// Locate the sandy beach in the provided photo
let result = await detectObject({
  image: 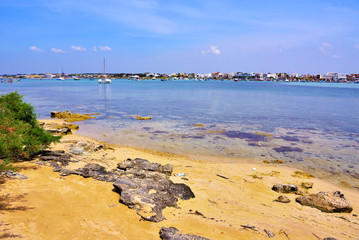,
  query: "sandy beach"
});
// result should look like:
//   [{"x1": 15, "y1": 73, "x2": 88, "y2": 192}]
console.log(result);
[{"x1": 1, "y1": 119, "x2": 359, "y2": 240}]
